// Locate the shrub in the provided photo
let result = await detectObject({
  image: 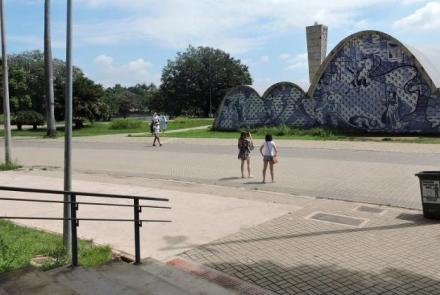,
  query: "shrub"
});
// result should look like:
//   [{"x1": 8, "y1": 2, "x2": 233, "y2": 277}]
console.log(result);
[
  {"x1": 110, "y1": 119, "x2": 144, "y2": 130},
  {"x1": 13, "y1": 111, "x2": 45, "y2": 130},
  {"x1": 74, "y1": 117, "x2": 86, "y2": 129},
  {"x1": 0, "y1": 160, "x2": 22, "y2": 171}
]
